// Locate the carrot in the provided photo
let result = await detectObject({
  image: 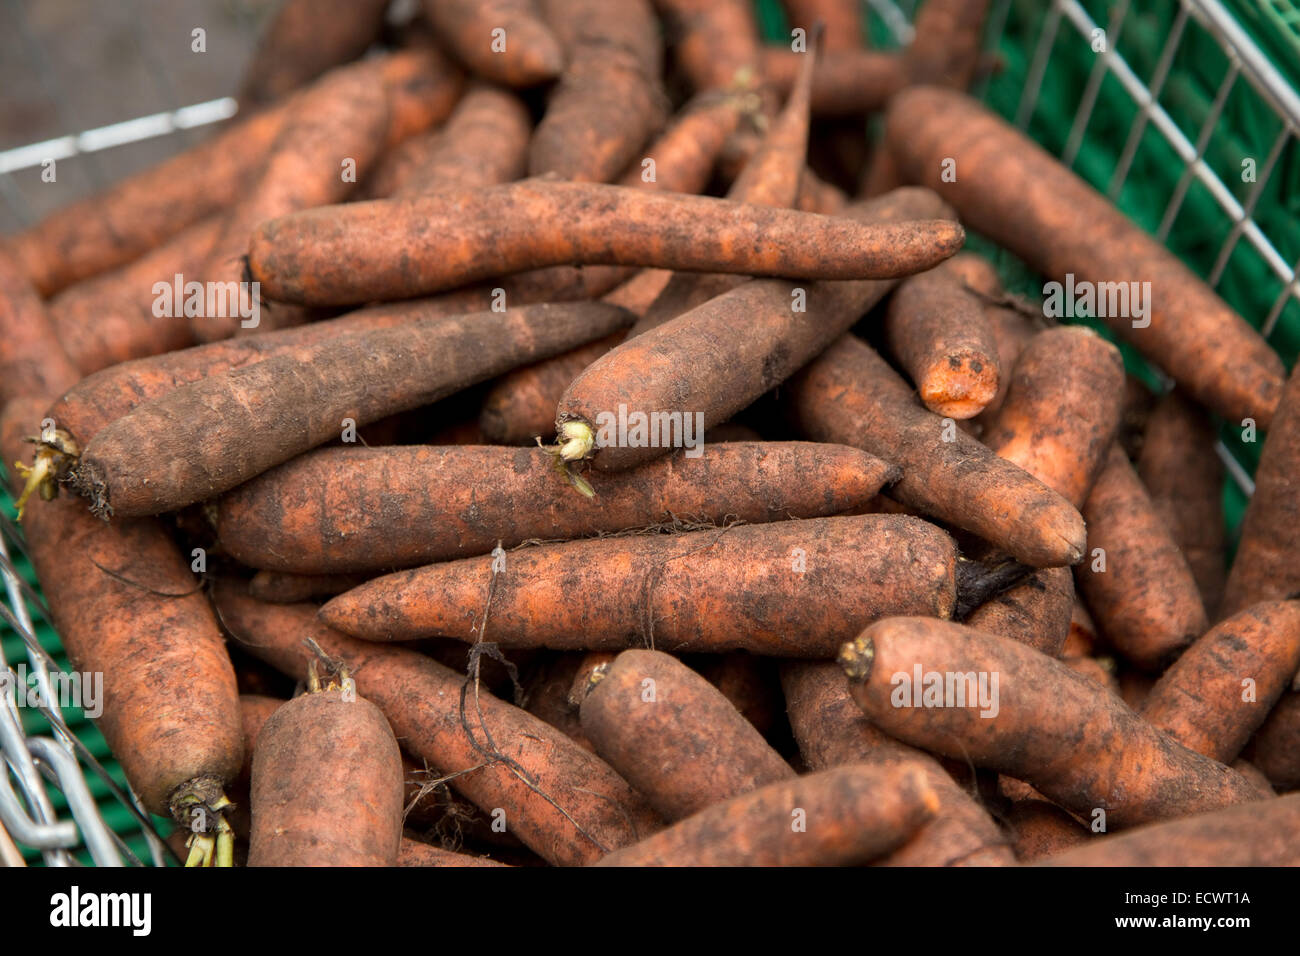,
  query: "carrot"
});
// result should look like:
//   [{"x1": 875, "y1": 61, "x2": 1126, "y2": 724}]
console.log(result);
[
  {"x1": 883, "y1": 256, "x2": 1002, "y2": 419},
  {"x1": 422, "y1": 0, "x2": 564, "y2": 87},
  {"x1": 965, "y1": 566, "x2": 1074, "y2": 658},
  {"x1": 690, "y1": 653, "x2": 782, "y2": 737},
  {"x1": 217, "y1": 441, "x2": 897, "y2": 573},
  {"x1": 1036, "y1": 793, "x2": 1300, "y2": 866},
  {"x1": 1136, "y1": 391, "x2": 1227, "y2": 615},
  {"x1": 578, "y1": 649, "x2": 794, "y2": 820},
  {"x1": 7, "y1": 102, "x2": 289, "y2": 297},
  {"x1": 248, "y1": 677, "x2": 404, "y2": 866},
  {"x1": 481, "y1": 337, "x2": 623, "y2": 444},
  {"x1": 761, "y1": 47, "x2": 905, "y2": 116},
  {"x1": 786, "y1": 335, "x2": 1086, "y2": 568},
  {"x1": 376, "y1": 45, "x2": 467, "y2": 148},
  {"x1": 1220, "y1": 362, "x2": 1300, "y2": 618},
  {"x1": 529, "y1": 0, "x2": 667, "y2": 183},
  {"x1": 554, "y1": 188, "x2": 965, "y2": 472},
  {"x1": 982, "y1": 326, "x2": 1125, "y2": 509},
  {"x1": 780, "y1": 661, "x2": 1015, "y2": 866},
  {"x1": 214, "y1": 583, "x2": 661, "y2": 866},
  {"x1": 886, "y1": 86, "x2": 1286, "y2": 427},
  {"x1": 43, "y1": 287, "x2": 511, "y2": 454},
  {"x1": 248, "y1": 570, "x2": 371, "y2": 604},
  {"x1": 192, "y1": 60, "x2": 392, "y2": 343},
  {"x1": 1003, "y1": 798, "x2": 1091, "y2": 862},
  {"x1": 1244, "y1": 693, "x2": 1300, "y2": 791},
  {"x1": 398, "y1": 839, "x2": 508, "y2": 867},
  {"x1": 319, "y1": 514, "x2": 957, "y2": 651},
  {"x1": 248, "y1": 181, "x2": 962, "y2": 307},
  {"x1": 68, "y1": 302, "x2": 634, "y2": 518},
  {"x1": 0, "y1": 248, "x2": 79, "y2": 410},
  {"x1": 906, "y1": 0, "x2": 992, "y2": 89},
  {"x1": 2, "y1": 398, "x2": 243, "y2": 866},
  {"x1": 779, "y1": 0, "x2": 864, "y2": 51},
  {"x1": 225, "y1": 694, "x2": 284, "y2": 841},
  {"x1": 48, "y1": 216, "x2": 218, "y2": 374},
  {"x1": 238, "y1": 0, "x2": 392, "y2": 105},
  {"x1": 519, "y1": 653, "x2": 598, "y2": 752},
  {"x1": 594, "y1": 763, "x2": 939, "y2": 866},
  {"x1": 653, "y1": 0, "x2": 763, "y2": 93},
  {"x1": 839, "y1": 616, "x2": 1260, "y2": 827},
  {"x1": 364, "y1": 84, "x2": 531, "y2": 199},
  {"x1": 1138, "y1": 601, "x2": 1300, "y2": 763},
  {"x1": 1075, "y1": 445, "x2": 1208, "y2": 671},
  {"x1": 625, "y1": 27, "x2": 821, "y2": 338}
]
